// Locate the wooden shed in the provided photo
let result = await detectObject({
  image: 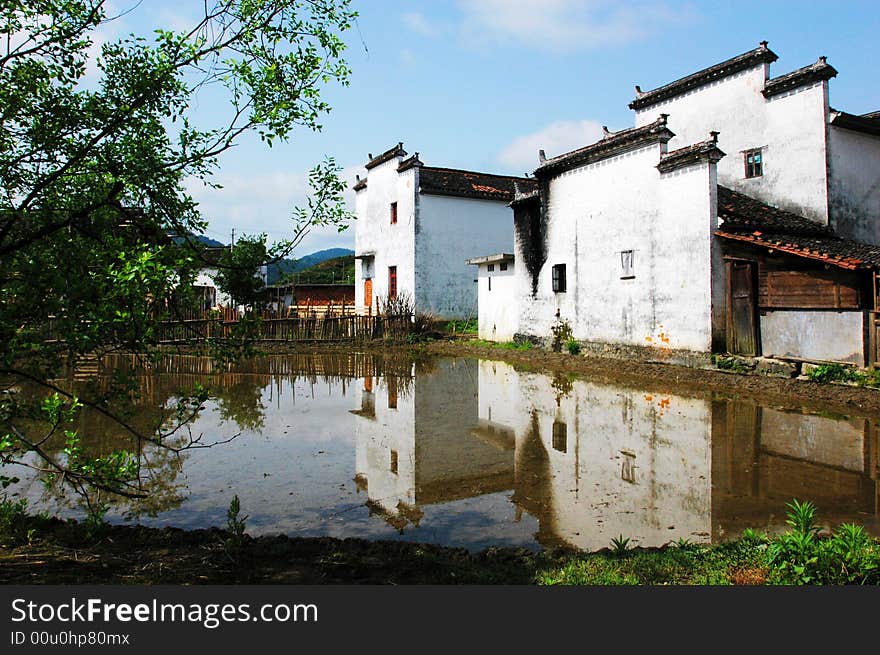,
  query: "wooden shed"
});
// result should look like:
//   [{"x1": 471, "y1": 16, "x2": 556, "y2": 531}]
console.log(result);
[{"x1": 715, "y1": 186, "x2": 880, "y2": 366}]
